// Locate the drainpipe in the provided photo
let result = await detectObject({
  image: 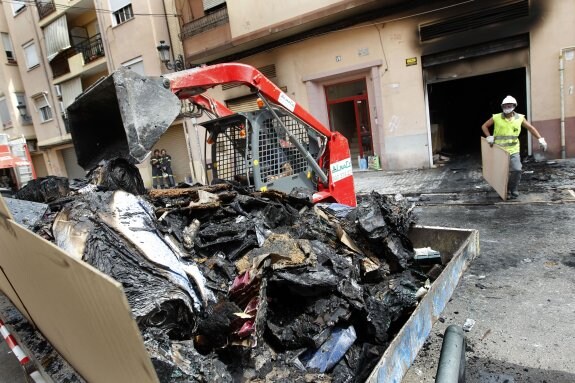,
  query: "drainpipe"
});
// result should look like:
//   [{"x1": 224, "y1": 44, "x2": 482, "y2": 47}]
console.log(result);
[
  {"x1": 559, "y1": 46, "x2": 575, "y2": 159},
  {"x1": 161, "y1": 0, "x2": 178, "y2": 64}
]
